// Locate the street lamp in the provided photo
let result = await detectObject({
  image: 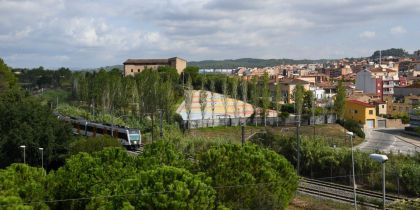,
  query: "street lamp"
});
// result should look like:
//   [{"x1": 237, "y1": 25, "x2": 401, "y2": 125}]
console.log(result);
[
  {"x1": 346, "y1": 131, "x2": 357, "y2": 210},
  {"x1": 39, "y1": 148, "x2": 44, "y2": 171},
  {"x1": 369, "y1": 154, "x2": 388, "y2": 210},
  {"x1": 20, "y1": 145, "x2": 26, "y2": 164}
]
